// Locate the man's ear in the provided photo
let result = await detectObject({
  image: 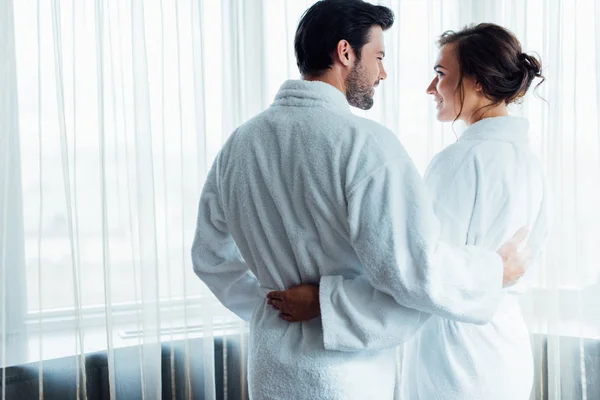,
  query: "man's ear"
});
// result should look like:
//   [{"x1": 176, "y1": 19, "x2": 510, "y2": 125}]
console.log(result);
[{"x1": 336, "y1": 40, "x2": 355, "y2": 67}]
